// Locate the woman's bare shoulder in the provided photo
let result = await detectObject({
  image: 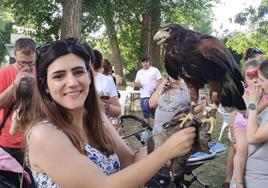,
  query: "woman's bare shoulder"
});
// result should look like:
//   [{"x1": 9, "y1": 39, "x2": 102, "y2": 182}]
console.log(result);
[{"x1": 28, "y1": 121, "x2": 67, "y2": 145}]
